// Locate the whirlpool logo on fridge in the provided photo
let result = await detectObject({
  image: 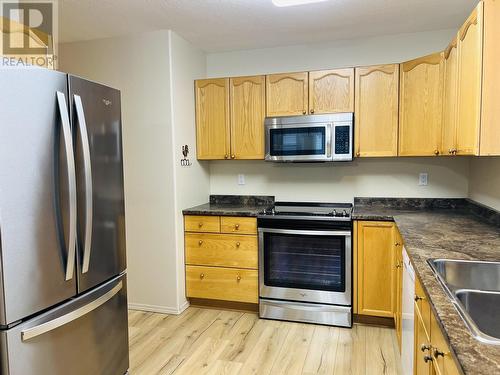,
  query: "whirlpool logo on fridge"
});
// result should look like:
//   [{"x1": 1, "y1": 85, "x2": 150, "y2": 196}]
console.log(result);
[{"x1": 1, "y1": 0, "x2": 58, "y2": 68}]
